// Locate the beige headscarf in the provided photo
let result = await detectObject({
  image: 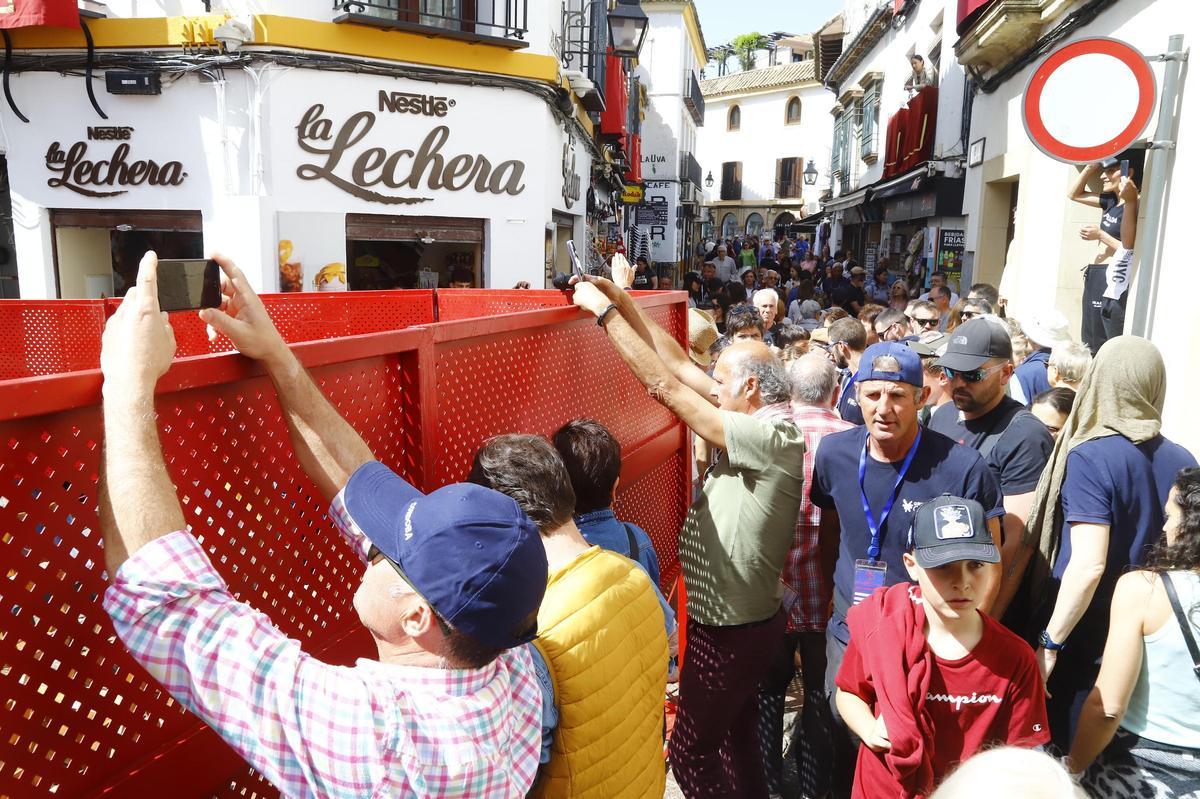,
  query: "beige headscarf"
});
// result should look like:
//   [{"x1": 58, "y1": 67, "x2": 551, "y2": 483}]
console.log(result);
[{"x1": 1023, "y1": 336, "x2": 1167, "y2": 599}]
